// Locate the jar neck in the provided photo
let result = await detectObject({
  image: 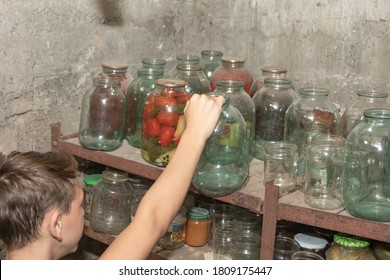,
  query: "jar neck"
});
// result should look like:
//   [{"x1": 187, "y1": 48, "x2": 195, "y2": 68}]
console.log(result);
[
  {"x1": 357, "y1": 90, "x2": 388, "y2": 102},
  {"x1": 299, "y1": 87, "x2": 329, "y2": 99},
  {"x1": 137, "y1": 68, "x2": 164, "y2": 79},
  {"x1": 102, "y1": 169, "x2": 129, "y2": 182},
  {"x1": 201, "y1": 50, "x2": 223, "y2": 61},
  {"x1": 93, "y1": 76, "x2": 121, "y2": 88},
  {"x1": 141, "y1": 58, "x2": 167, "y2": 70},
  {"x1": 176, "y1": 64, "x2": 203, "y2": 73},
  {"x1": 221, "y1": 60, "x2": 245, "y2": 69},
  {"x1": 264, "y1": 78, "x2": 292, "y2": 90},
  {"x1": 363, "y1": 109, "x2": 390, "y2": 123},
  {"x1": 176, "y1": 54, "x2": 200, "y2": 65}
]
